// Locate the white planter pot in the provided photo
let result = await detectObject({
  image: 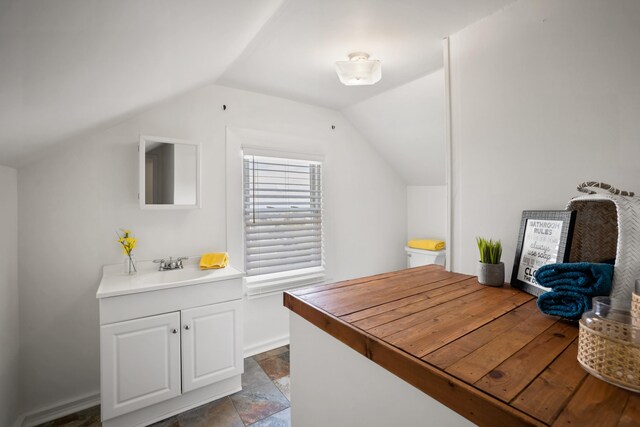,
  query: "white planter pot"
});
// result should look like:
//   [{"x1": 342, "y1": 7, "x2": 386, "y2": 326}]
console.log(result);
[{"x1": 477, "y1": 261, "x2": 504, "y2": 287}]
